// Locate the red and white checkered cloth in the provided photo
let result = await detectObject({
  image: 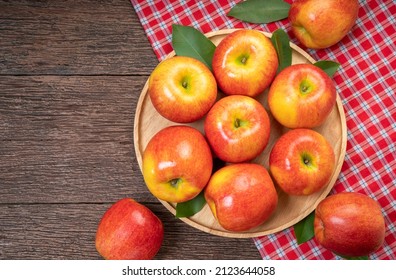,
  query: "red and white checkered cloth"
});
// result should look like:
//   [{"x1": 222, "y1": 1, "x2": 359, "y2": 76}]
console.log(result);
[{"x1": 131, "y1": 0, "x2": 396, "y2": 259}]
